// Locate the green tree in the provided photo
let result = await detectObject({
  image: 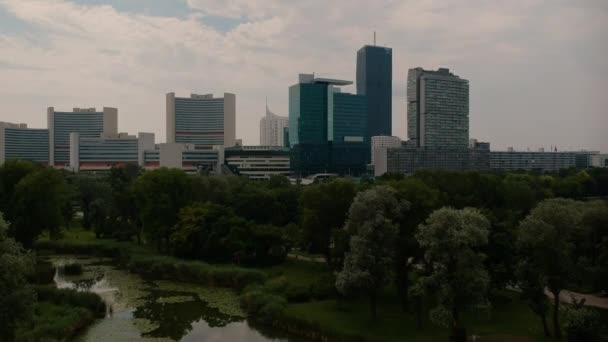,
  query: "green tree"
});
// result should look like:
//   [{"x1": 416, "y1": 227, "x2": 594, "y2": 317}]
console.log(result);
[
  {"x1": 517, "y1": 198, "x2": 581, "y2": 340},
  {"x1": 12, "y1": 167, "x2": 69, "y2": 247},
  {"x1": 300, "y1": 178, "x2": 357, "y2": 268},
  {"x1": 516, "y1": 260, "x2": 551, "y2": 337},
  {"x1": 133, "y1": 168, "x2": 193, "y2": 251},
  {"x1": 335, "y1": 186, "x2": 405, "y2": 320},
  {"x1": 0, "y1": 160, "x2": 39, "y2": 222},
  {"x1": 414, "y1": 207, "x2": 490, "y2": 341},
  {"x1": 386, "y1": 177, "x2": 440, "y2": 310},
  {"x1": 75, "y1": 174, "x2": 109, "y2": 229},
  {"x1": 107, "y1": 164, "x2": 142, "y2": 241},
  {"x1": 0, "y1": 213, "x2": 35, "y2": 341}
]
